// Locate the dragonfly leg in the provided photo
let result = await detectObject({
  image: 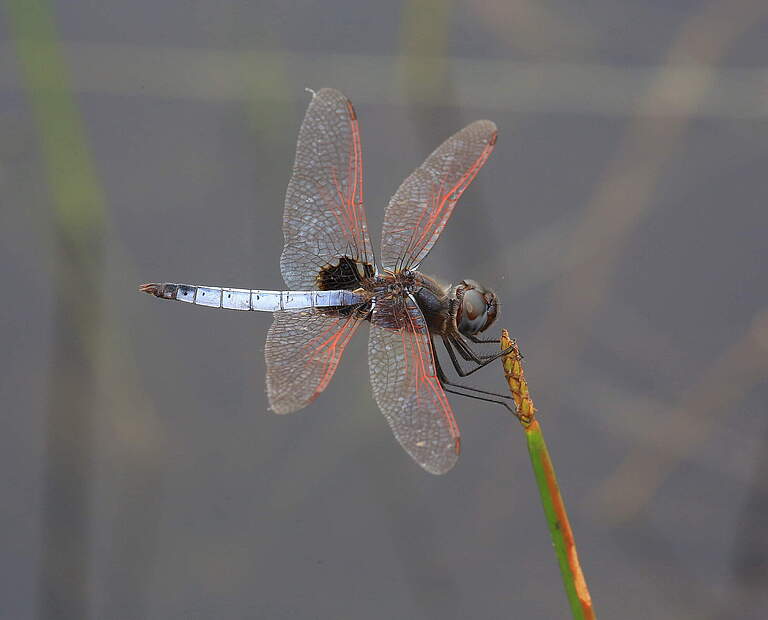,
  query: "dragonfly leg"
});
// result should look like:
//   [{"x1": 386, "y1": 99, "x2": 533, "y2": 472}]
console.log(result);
[
  {"x1": 450, "y1": 333, "x2": 516, "y2": 365},
  {"x1": 432, "y1": 338, "x2": 514, "y2": 401},
  {"x1": 469, "y1": 333, "x2": 524, "y2": 358},
  {"x1": 468, "y1": 334, "x2": 501, "y2": 344},
  {"x1": 441, "y1": 335, "x2": 477, "y2": 375},
  {"x1": 441, "y1": 385, "x2": 517, "y2": 414},
  {"x1": 447, "y1": 335, "x2": 475, "y2": 363},
  {"x1": 440, "y1": 335, "x2": 514, "y2": 378}
]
